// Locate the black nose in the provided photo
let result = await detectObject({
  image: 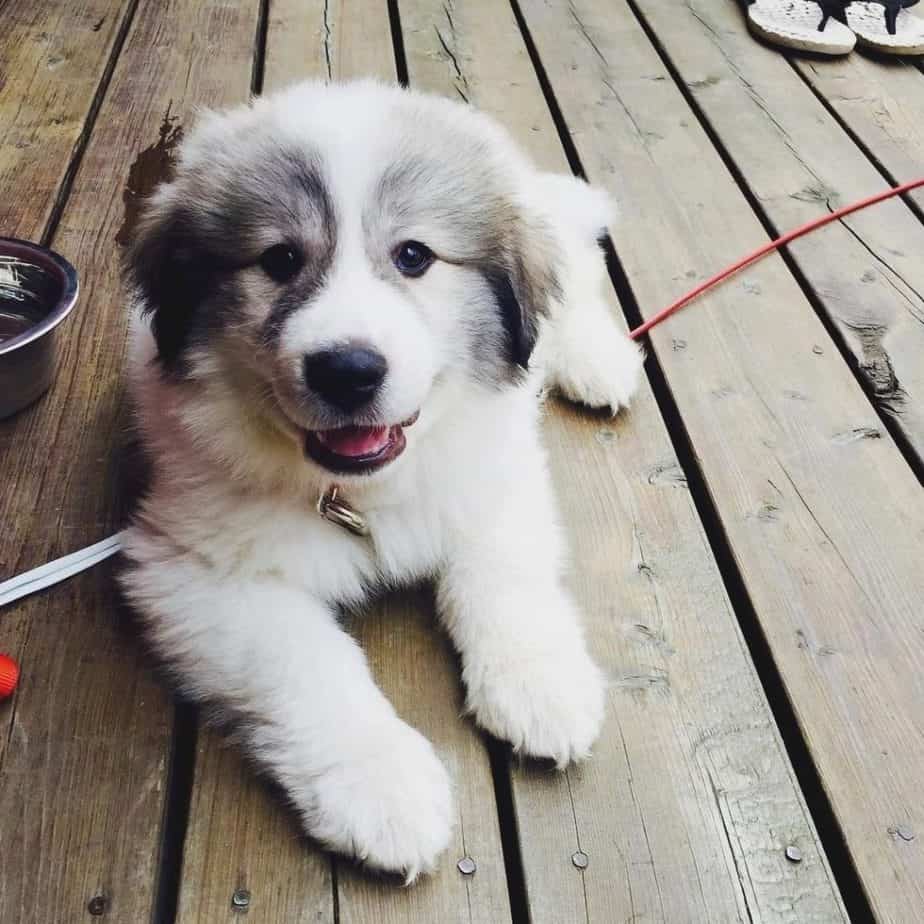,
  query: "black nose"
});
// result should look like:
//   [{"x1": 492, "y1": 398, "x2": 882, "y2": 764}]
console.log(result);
[{"x1": 303, "y1": 346, "x2": 388, "y2": 413}]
